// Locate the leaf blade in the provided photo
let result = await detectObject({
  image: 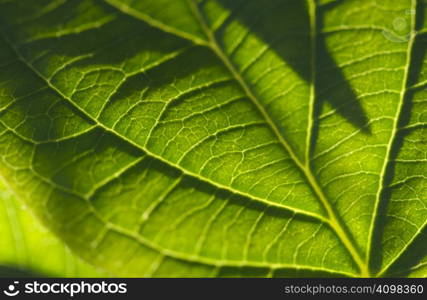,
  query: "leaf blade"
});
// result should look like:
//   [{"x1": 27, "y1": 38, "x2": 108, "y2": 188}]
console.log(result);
[{"x1": 0, "y1": 0, "x2": 425, "y2": 277}]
